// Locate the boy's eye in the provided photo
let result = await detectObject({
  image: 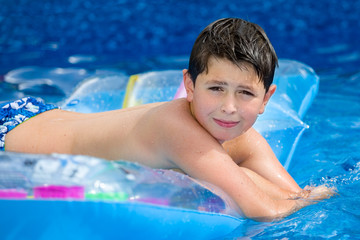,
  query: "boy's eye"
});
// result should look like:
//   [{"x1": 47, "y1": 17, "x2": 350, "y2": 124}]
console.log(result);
[
  {"x1": 238, "y1": 90, "x2": 254, "y2": 96},
  {"x1": 209, "y1": 86, "x2": 223, "y2": 91}
]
